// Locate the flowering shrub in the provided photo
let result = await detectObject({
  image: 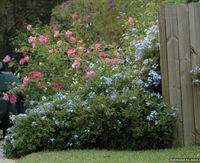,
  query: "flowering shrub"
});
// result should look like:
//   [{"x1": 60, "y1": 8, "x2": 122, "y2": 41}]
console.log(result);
[
  {"x1": 2, "y1": 0, "x2": 181, "y2": 158},
  {"x1": 191, "y1": 66, "x2": 200, "y2": 85},
  {"x1": 3, "y1": 69, "x2": 176, "y2": 157}
]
